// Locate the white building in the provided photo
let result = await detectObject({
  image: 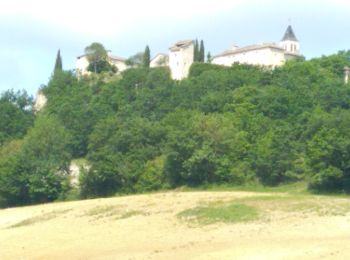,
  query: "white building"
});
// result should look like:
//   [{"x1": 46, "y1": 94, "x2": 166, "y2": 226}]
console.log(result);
[
  {"x1": 150, "y1": 53, "x2": 169, "y2": 68},
  {"x1": 33, "y1": 90, "x2": 47, "y2": 113},
  {"x1": 76, "y1": 51, "x2": 127, "y2": 76},
  {"x1": 212, "y1": 25, "x2": 302, "y2": 68},
  {"x1": 168, "y1": 40, "x2": 194, "y2": 80}
]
